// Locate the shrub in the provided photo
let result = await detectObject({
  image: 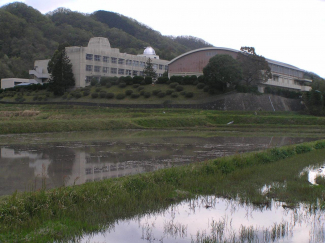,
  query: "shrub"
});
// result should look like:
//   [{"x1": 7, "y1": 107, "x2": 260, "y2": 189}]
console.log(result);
[
  {"x1": 91, "y1": 78, "x2": 98, "y2": 86},
  {"x1": 171, "y1": 93, "x2": 178, "y2": 98},
  {"x1": 105, "y1": 82, "x2": 112, "y2": 88},
  {"x1": 106, "y1": 93, "x2": 114, "y2": 99},
  {"x1": 169, "y1": 82, "x2": 178, "y2": 88},
  {"x1": 180, "y1": 91, "x2": 186, "y2": 96},
  {"x1": 203, "y1": 86, "x2": 210, "y2": 92},
  {"x1": 138, "y1": 86, "x2": 144, "y2": 91},
  {"x1": 157, "y1": 92, "x2": 166, "y2": 98},
  {"x1": 100, "y1": 77, "x2": 110, "y2": 86},
  {"x1": 140, "y1": 90, "x2": 145, "y2": 96},
  {"x1": 125, "y1": 90, "x2": 133, "y2": 96},
  {"x1": 95, "y1": 87, "x2": 101, "y2": 92},
  {"x1": 131, "y1": 93, "x2": 140, "y2": 99},
  {"x1": 185, "y1": 92, "x2": 194, "y2": 98},
  {"x1": 116, "y1": 93, "x2": 126, "y2": 99},
  {"x1": 133, "y1": 84, "x2": 140, "y2": 88},
  {"x1": 175, "y1": 85, "x2": 184, "y2": 92},
  {"x1": 144, "y1": 92, "x2": 151, "y2": 98},
  {"x1": 157, "y1": 77, "x2": 169, "y2": 84},
  {"x1": 118, "y1": 82, "x2": 127, "y2": 88},
  {"x1": 152, "y1": 89, "x2": 162, "y2": 96},
  {"x1": 166, "y1": 90, "x2": 173, "y2": 95},
  {"x1": 133, "y1": 76, "x2": 144, "y2": 84},
  {"x1": 74, "y1": 92, "x2": 82, "y2": 98},
  {"x1": 83, "y1": 90, "x2": 90, "y2": 96},
  {"x1": 295, "y1": 144, "x2": 312, "y2": 154},
  {"x1": 196, "y1": 83, "x2": 205, "y2": 89},
  {"x1": 91, "y1": 92, "x2": 99, "y2": 98},
  {"x1": 144, "y1": 77, "x2": 152, "y2": 85},
  {"x1": 314, "y1": 141, "x2": 325, "y2": 149},
  {"x1": 170, "y1": 76, "x2": 183, "y2": 84},
  {"x1": 99, "y1": 91, "x2": 107, "y2": 98}
]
